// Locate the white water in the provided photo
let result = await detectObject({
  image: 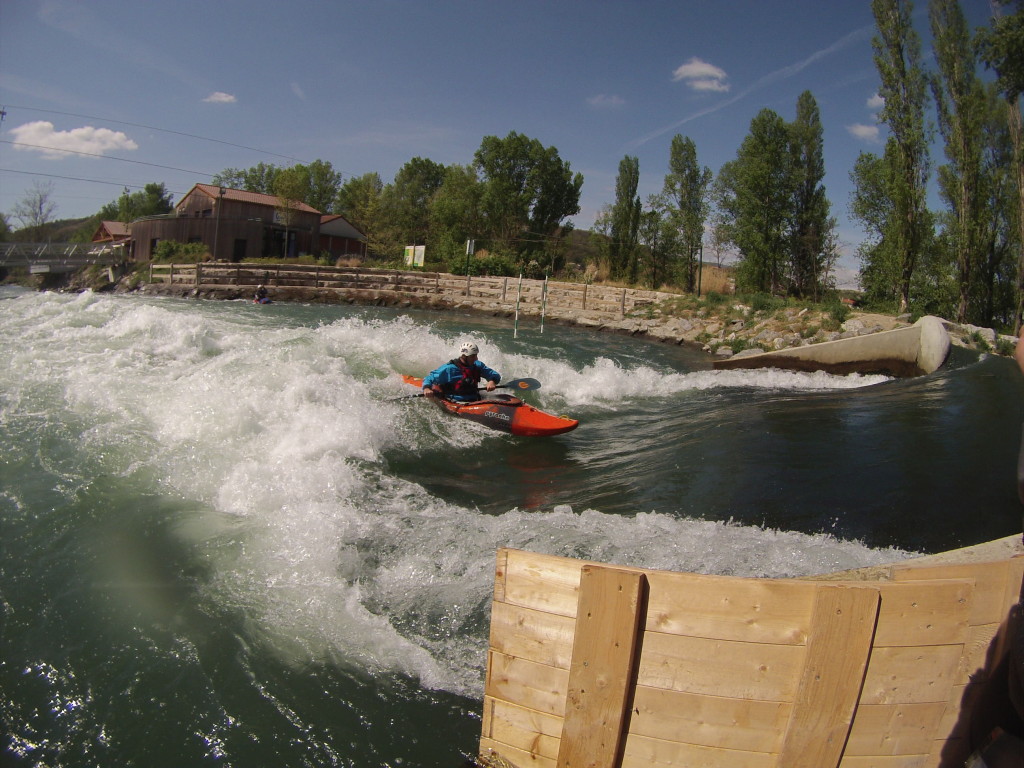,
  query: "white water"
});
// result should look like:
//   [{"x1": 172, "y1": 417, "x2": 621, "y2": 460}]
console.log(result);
[{"x1": 0, "y1": 290, "x2": 910, "y2": 698}]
